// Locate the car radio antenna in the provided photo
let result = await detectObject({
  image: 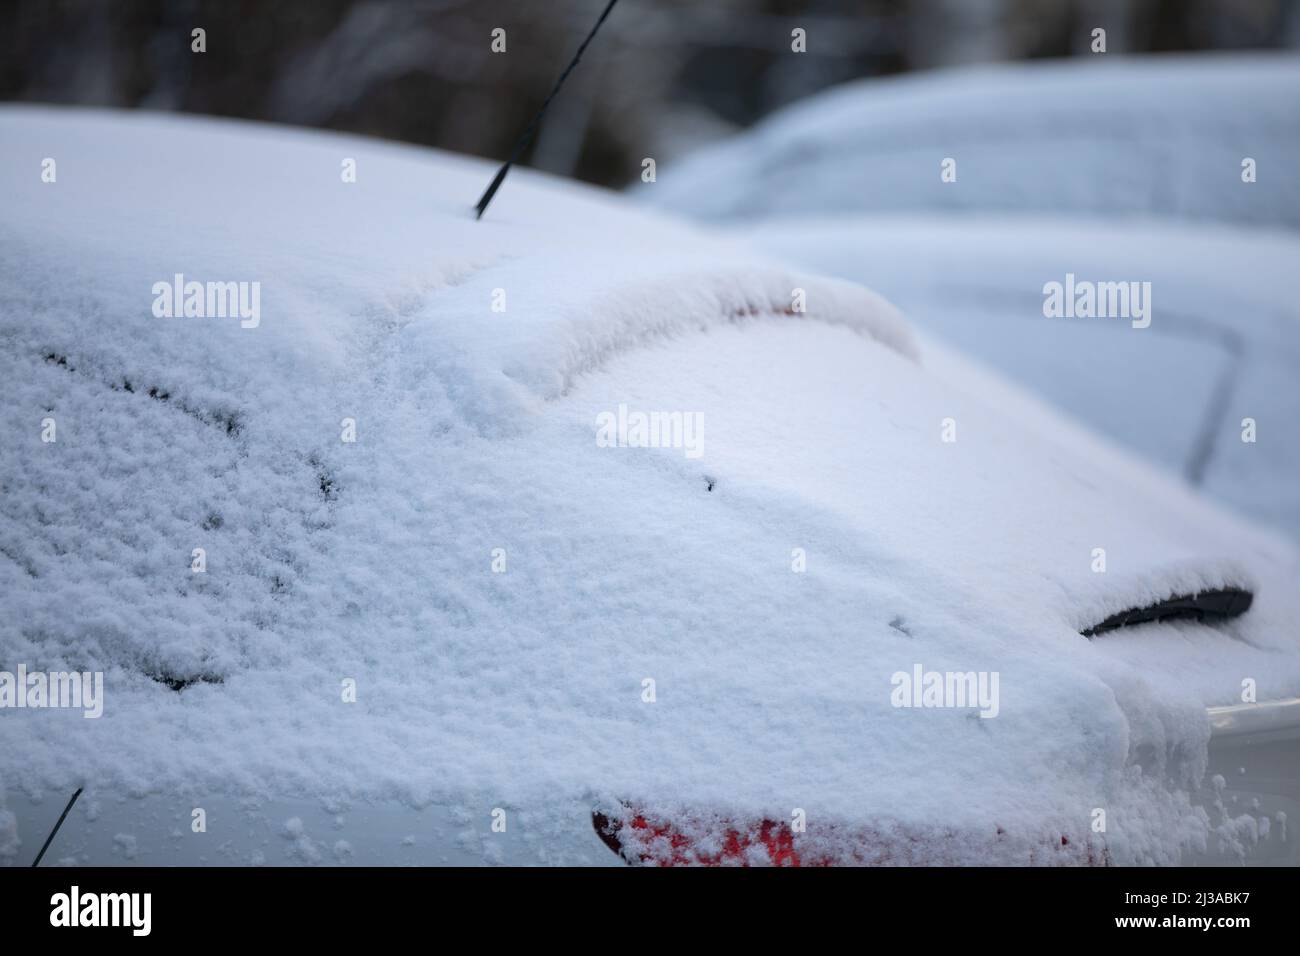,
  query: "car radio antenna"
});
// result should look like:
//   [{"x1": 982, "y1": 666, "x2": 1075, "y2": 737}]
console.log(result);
[
  {"x1": 31, "y1": 786, "x2": 83, "y2": 867},
  {"x1": 474, "y1": 0, "x2": 620, "y2": 220}
]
